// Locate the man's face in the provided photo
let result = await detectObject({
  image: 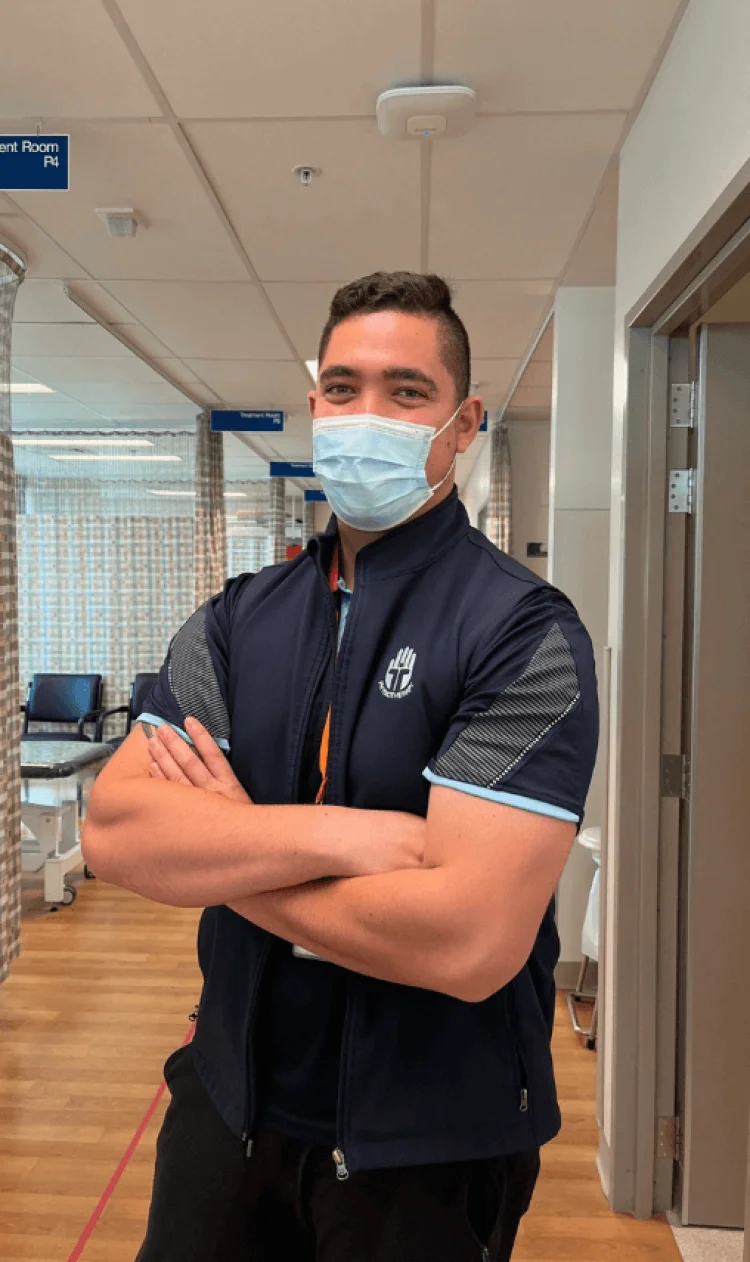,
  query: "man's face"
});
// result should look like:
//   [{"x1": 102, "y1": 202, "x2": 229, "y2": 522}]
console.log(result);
[{"x1": 309, "y1": 311, "x2": 484, "y2": 494}]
